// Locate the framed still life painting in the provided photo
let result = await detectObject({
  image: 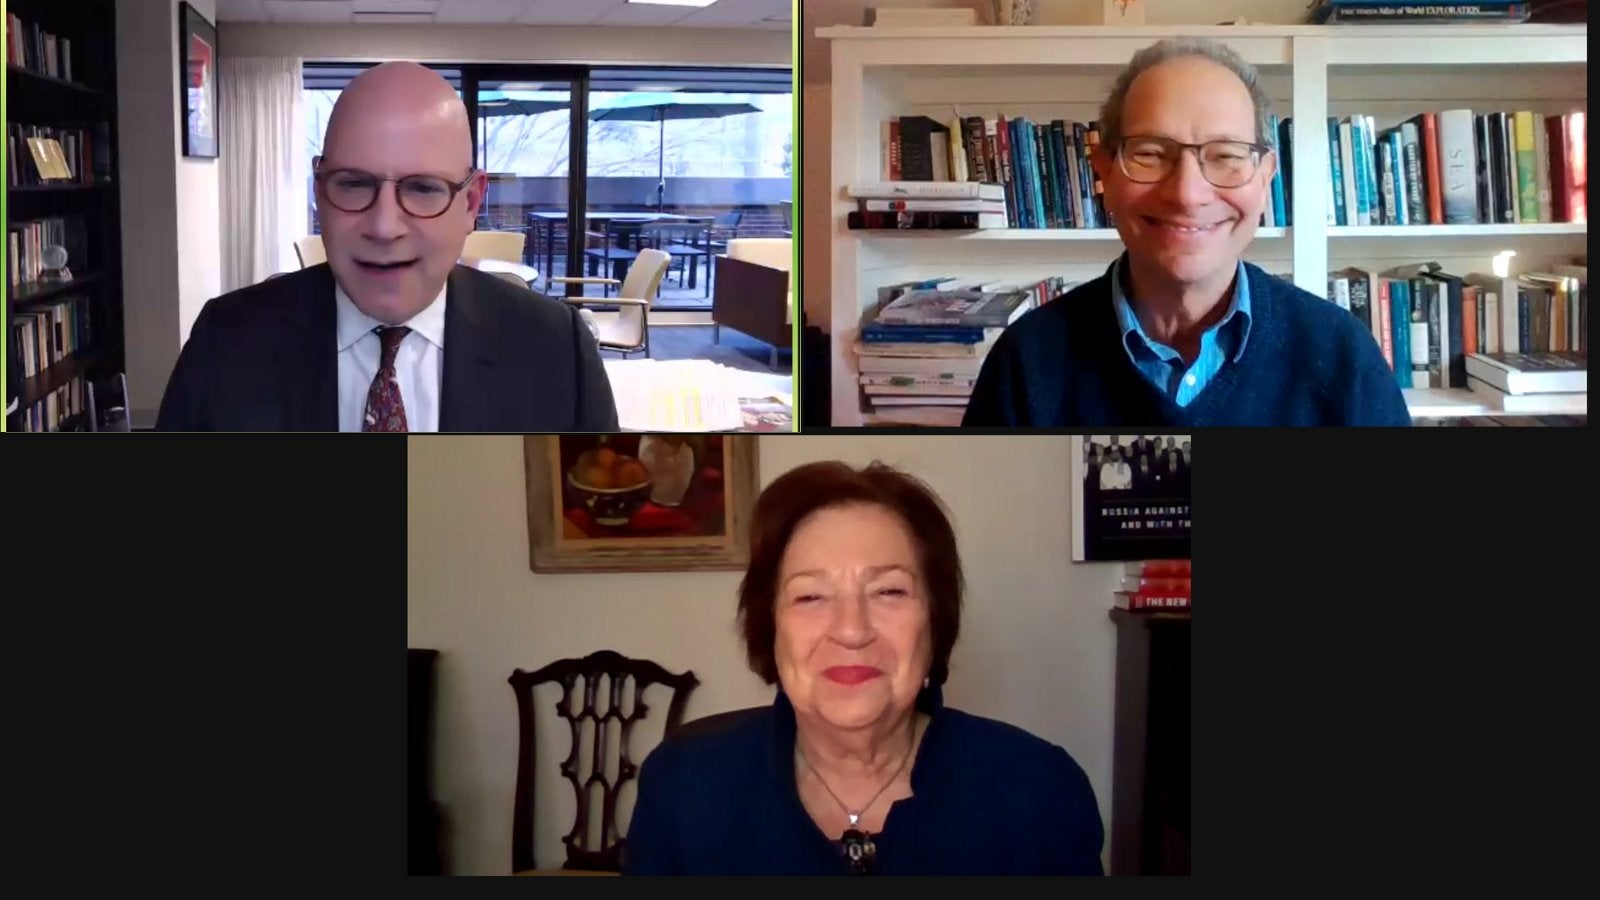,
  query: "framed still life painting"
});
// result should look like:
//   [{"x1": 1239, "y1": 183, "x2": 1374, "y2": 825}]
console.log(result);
[
  {"x1": 524, "y1": 434, "x2": 759, "y2": 573},
  {"x1": 1070, "y1": 433, "x2": 1192, "y2": 563},
  {"x1": 179, "y1": 2, "x2": 218, "y2": 159}
]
